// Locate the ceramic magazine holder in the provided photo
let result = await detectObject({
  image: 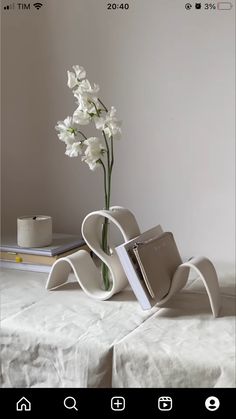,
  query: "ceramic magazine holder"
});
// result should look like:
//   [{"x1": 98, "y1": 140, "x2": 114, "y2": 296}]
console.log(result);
[{"x1": 46, "y1": 206, "x2": 221, "y2": 317}]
